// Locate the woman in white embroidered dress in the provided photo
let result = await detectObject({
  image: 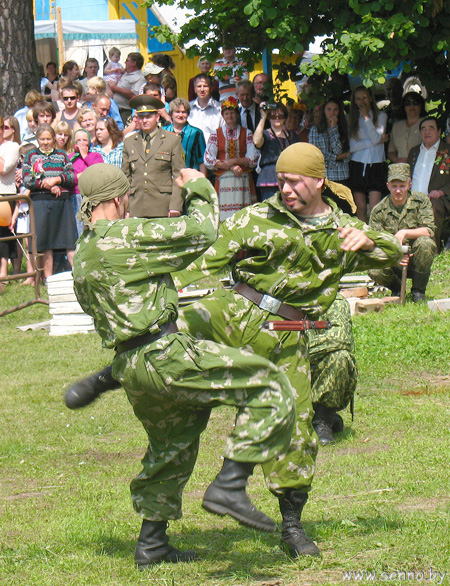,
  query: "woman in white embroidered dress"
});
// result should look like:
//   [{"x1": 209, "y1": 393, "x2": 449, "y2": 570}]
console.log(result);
[{"x1": 204, "y1": 96, "x2": 258, "y2": 221}]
